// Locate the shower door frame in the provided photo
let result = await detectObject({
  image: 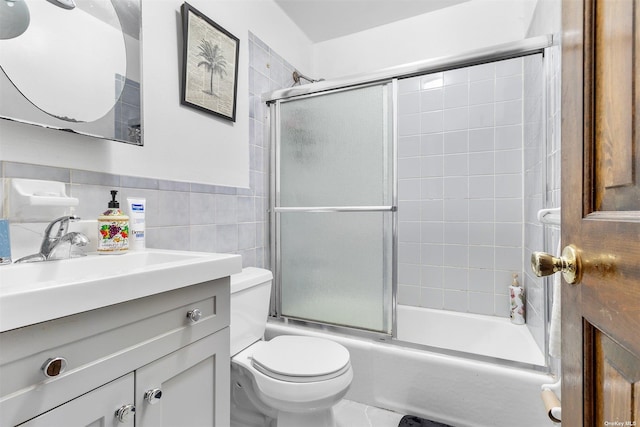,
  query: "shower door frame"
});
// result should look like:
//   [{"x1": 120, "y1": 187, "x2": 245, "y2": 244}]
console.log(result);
[
  {"x1": 266, "y1": 35, "x2": 556, "y2": 354},
  {"x1": 268, "y1": 81, "x2": 398, "y2": 336}
]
